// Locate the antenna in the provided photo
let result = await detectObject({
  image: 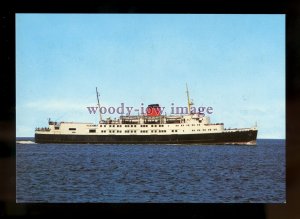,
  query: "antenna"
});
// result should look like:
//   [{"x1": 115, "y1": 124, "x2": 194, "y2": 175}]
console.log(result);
[
  {"x1": 186, "y1": 83, "x2": 192, "y2": 114},
  {"x1": 96, "y1": 87, "x2": 102, "y2": 123}
]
